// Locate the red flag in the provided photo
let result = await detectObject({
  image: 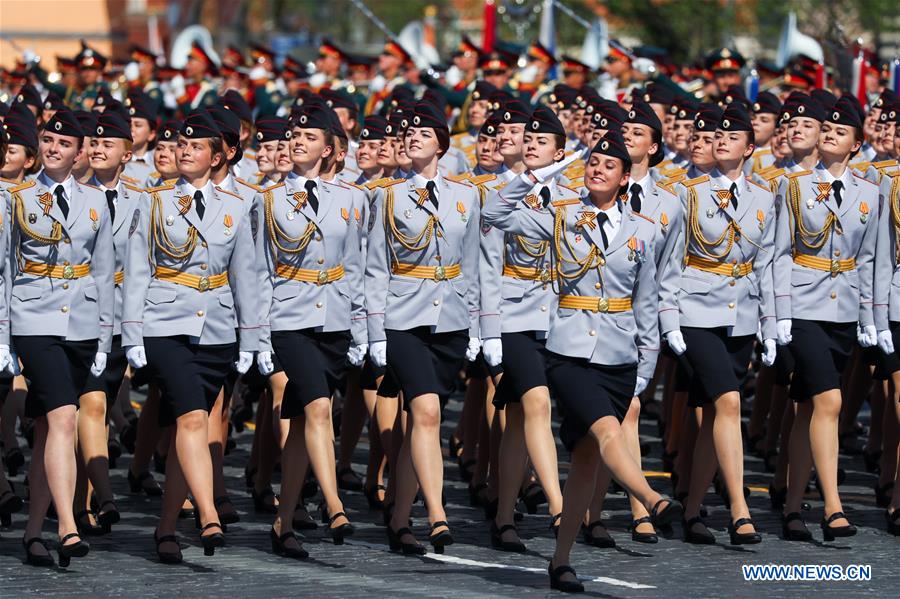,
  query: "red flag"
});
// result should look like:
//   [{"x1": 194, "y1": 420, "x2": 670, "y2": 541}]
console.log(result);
[{"x1": 483, "y1": 0, "x2": 497, "y2": 52}]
